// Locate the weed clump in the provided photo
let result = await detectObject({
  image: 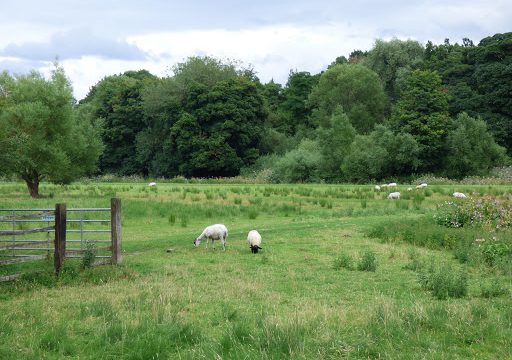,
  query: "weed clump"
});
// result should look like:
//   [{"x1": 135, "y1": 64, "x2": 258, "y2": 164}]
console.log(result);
[
  {"x1": 357, "y1": 250, "x2": 377, "y2": 272},
  {"x1": 333, "y1": 252, "x2": 354, "y2": 270},
  {"x1": 81, "y1": 241, "x2": 97, "y2": 269},
  {"x1": 417, "y1": 260, "x2": 468, "y2": 300},
  {"x1": 479, "y1": 281, "x2": 508, "y2": 298},
  {"x1": 403, "y1": 248, "x2": 425, "y2": 271}
]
